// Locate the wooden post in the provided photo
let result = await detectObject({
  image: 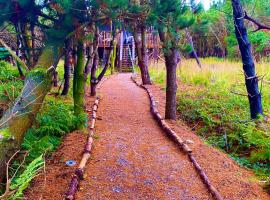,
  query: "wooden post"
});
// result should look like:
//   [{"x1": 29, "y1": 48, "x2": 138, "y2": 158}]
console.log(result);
[{"x1": 119, "y1": 31, "x2": 124, "y2": 70}]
